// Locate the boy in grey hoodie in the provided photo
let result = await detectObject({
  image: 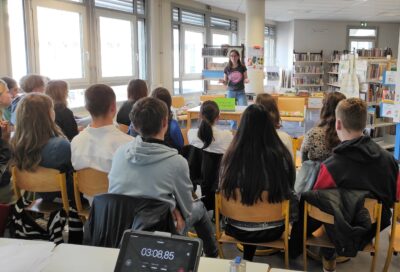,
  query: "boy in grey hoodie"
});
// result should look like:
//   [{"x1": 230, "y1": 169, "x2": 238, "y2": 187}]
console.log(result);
[{"x1": 108, "y1": 97, "x2": 218, "y2": 257}]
